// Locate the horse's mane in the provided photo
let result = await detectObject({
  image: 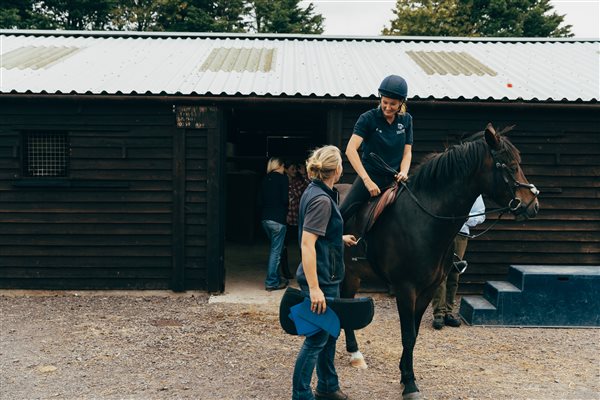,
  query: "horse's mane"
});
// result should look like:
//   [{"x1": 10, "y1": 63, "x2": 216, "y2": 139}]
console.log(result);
[{"x1": 409, "y1": 130, "x2": 520, "y2": 191}]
